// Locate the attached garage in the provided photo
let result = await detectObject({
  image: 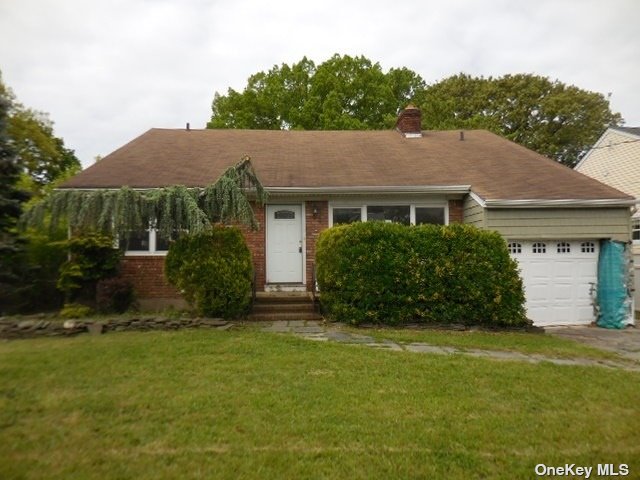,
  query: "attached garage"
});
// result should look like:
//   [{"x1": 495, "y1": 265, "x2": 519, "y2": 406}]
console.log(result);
[
  {"x1": 509, "y1": 240, "x2": 599, "y2": 326},
  {"x1": 464, "y1": 203, "x2": 634, "y2": 327}
]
